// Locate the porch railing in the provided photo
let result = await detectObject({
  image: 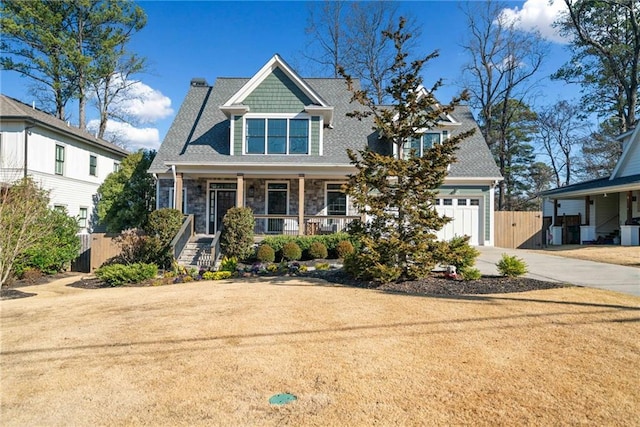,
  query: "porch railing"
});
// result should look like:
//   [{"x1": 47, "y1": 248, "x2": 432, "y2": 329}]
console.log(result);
[
  {"x1": 252, "y1": 215, "x2": 360, "y2": 236},
  {"x1": 170, "y1": 214, "x2": 194, "y2": 260}
]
